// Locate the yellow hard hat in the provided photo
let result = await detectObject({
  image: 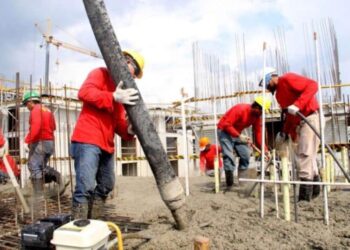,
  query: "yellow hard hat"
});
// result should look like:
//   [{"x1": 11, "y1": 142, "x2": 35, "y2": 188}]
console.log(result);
[
  {"x1": 199, "y1": 137, "x2": 210, "y2": 151},
  {"x1": 123, "y1": 50, "x2": 145, "y2": 79},
  {"x1": 254, "y1": 96, "x2": 272, "y2": 111}
]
